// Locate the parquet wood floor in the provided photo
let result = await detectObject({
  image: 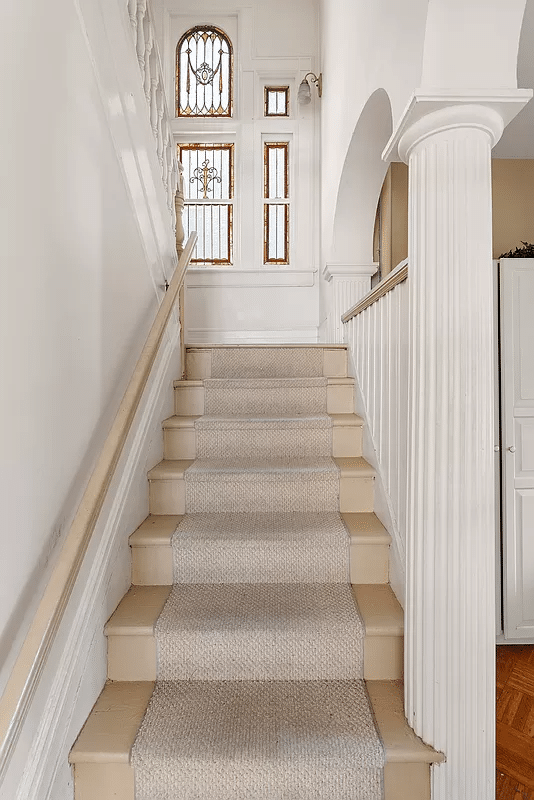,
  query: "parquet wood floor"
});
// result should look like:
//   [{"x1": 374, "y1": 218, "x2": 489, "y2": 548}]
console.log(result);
[{"x1": 497, "y1": 645, "x2": 534, "y2": 799}]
